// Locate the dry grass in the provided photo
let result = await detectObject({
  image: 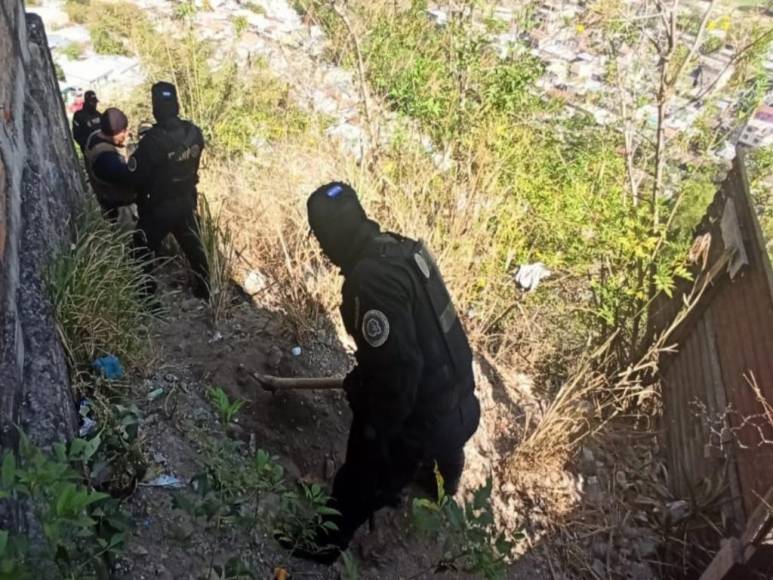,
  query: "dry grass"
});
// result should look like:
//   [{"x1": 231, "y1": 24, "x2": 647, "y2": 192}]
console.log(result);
[
  {"x1": 198, "y1": 194, "x2": 237, "y2": 326},
  {"x1": 47, "y1": 202, "x2": 154, "y2": 371},
  {"x1": 509, "y1": 277, "x2": 707, "y2": 476}
]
